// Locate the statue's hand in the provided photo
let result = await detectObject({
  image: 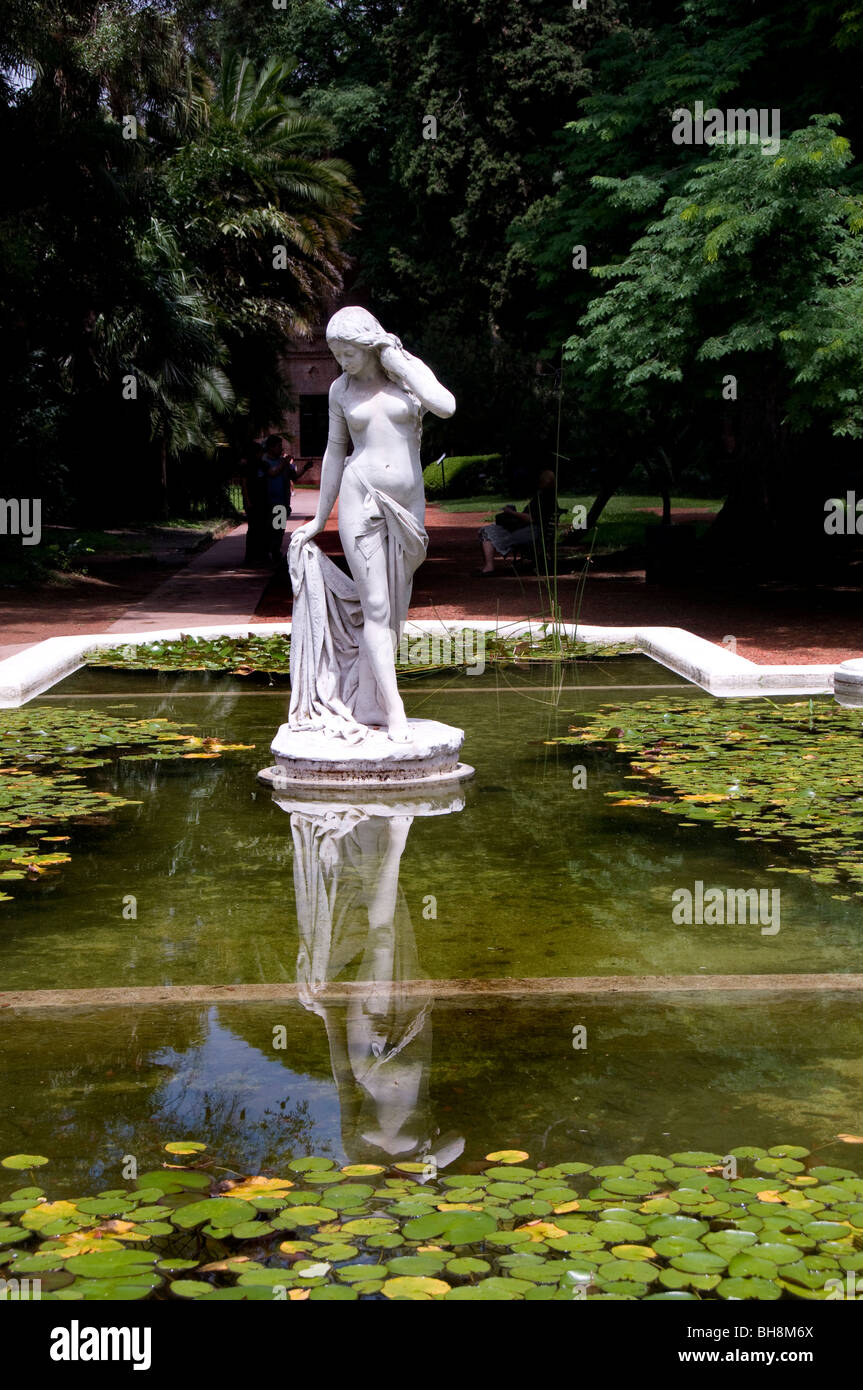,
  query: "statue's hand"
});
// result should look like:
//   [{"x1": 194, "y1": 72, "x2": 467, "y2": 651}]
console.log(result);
[
  {"x1": 290, "y1": 520, "x2": 322, "y2": 550},
  {"x1": 374, "y1": 330, "x2": 402, "y2": 351},
  {"x1": 379, "y1": 339, "x2": 410, "y2": 377}
]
